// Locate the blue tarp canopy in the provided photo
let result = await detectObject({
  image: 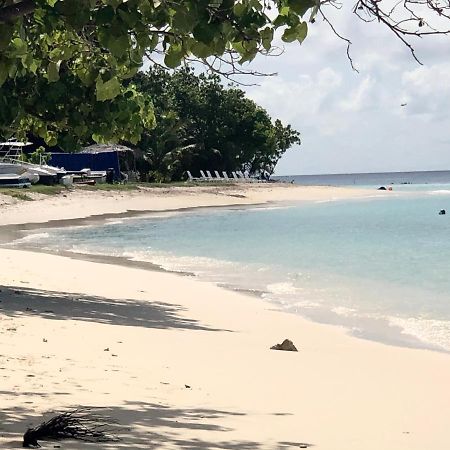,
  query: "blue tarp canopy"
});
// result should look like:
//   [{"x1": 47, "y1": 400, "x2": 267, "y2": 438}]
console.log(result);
[{"x1": 50, "y1": 151, "x2": 121, "y2": 180}]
